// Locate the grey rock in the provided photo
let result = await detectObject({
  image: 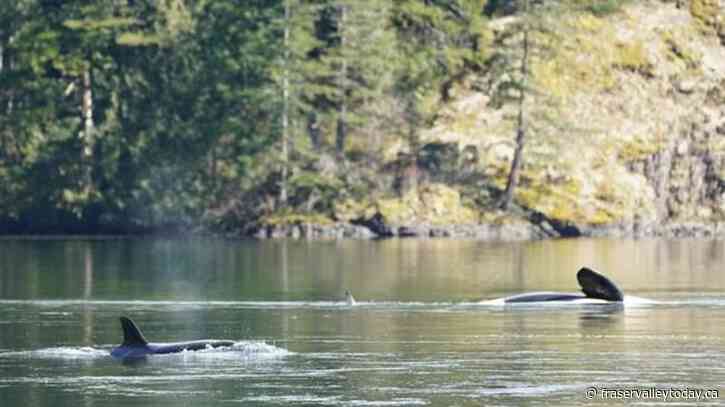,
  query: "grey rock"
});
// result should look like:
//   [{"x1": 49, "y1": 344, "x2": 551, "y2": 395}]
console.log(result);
[{"x1": 676, "y1": 79, "x2": 697, "y2": 94}]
